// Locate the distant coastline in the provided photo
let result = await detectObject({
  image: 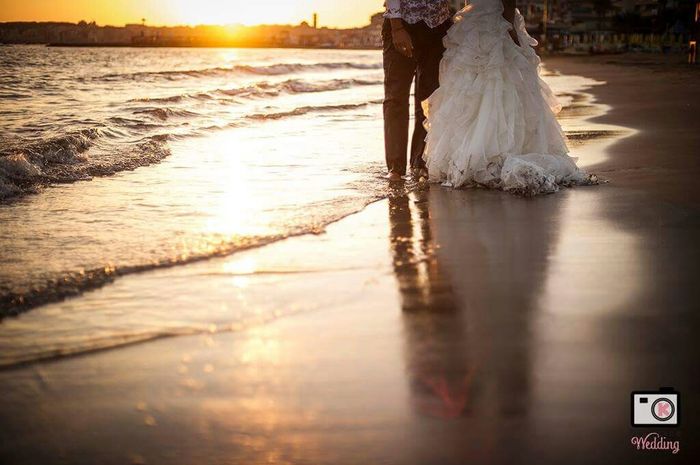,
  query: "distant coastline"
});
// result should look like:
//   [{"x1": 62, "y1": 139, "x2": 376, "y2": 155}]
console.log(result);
[{"x1": 0, "y1": 17, "x2": 383, "y2": 49}]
